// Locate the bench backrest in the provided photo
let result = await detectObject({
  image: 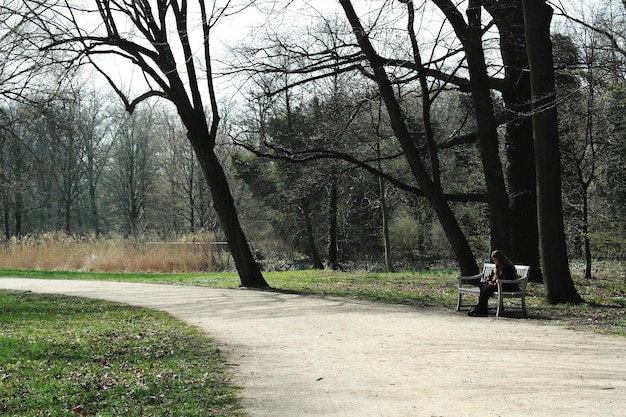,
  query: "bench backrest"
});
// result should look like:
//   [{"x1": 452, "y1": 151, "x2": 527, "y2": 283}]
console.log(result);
[
  {"x1": 514, "y1": 265, "x2": 531, "y2": 279},
  {"x1": 481, "y1": 263, "x2": 496, "y2": 280},
  {"x1": 481, "y1": 262, "x2": 531, "y2": 287}
]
